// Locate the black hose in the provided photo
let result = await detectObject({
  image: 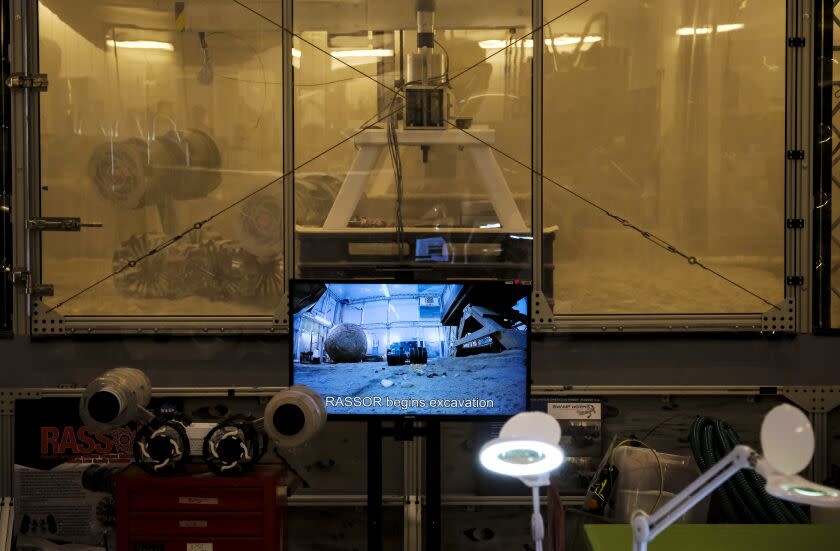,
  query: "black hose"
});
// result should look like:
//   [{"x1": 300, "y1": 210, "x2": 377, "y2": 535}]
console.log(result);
[{"x1": 688, "y1": 416, "x2": 808, "y2": 524}]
